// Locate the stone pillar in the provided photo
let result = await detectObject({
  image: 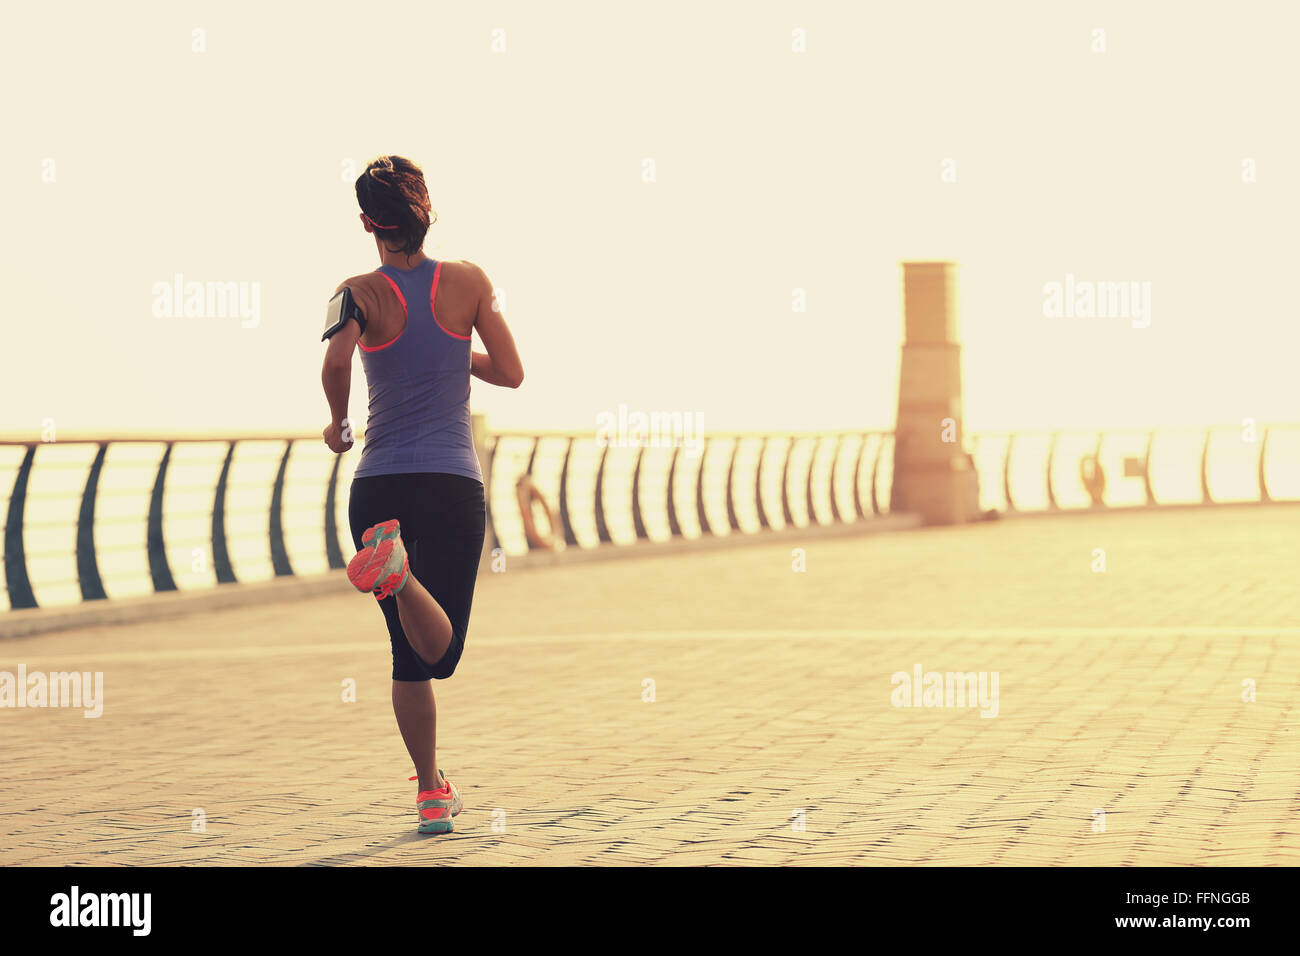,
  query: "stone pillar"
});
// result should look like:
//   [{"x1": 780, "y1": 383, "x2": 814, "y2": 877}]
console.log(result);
[
  {"x1": 471, "y1": 413, "x2": 496, "y2": 573},
  {"x1": 891, "y1": 262, "x2": 971, "y2": 525}
]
